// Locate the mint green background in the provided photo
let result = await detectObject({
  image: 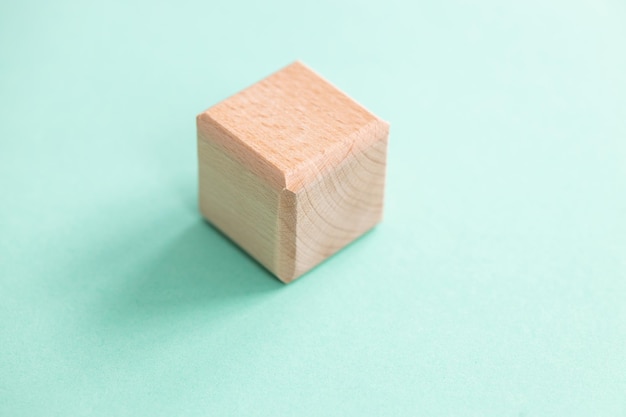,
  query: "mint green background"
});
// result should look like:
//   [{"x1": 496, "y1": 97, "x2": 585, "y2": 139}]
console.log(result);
[{"x1": 1, "y1": 0, "x2": 625, "y2": 415}]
